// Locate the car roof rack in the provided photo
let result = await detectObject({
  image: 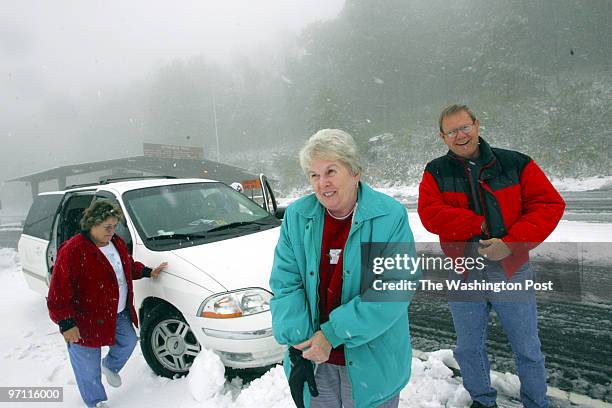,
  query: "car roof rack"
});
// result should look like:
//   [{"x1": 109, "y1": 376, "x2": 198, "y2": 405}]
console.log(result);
[
  {"x1": 65, "y1": 175, "x2": 176, "y2": 190},
  {"x1": 99, "y1": 175, "x2": 177, "y2": 184}
]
